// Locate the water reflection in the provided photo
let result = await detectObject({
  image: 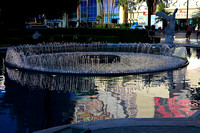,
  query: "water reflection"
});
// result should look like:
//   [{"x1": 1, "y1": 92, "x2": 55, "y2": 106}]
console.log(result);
[
  {"x1": 186, "y1": 48, "x2": 200, "y2": 88},
  {"x1": 196, "y1": 48, "x2": 200, "y2": 59},
  {"x1": 1, "y1": 48, "x2": 200, "y2": 132},
  {"x1": 5, "y1": 66, "x2": 196, "y2": 122},
  {"x1": 2, "y1": 77, "x2": 76, "y2": 133}
]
